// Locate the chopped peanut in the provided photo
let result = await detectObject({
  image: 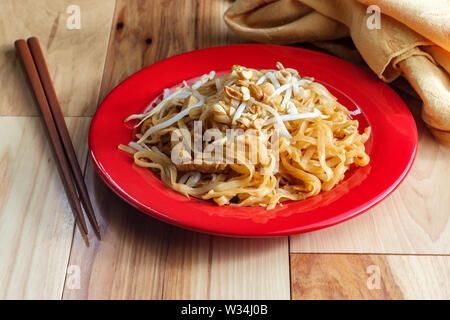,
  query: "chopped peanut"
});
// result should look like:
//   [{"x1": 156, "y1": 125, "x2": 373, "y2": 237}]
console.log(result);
[
  {"x1": 212, "y1": 103, "x2": 226, "y2": 115},
  {"x1": 249, "y1": 83, "x2": 263, "y2": 100},
  {"x1": 237, "y1": 69, "x2": 253, "y2": 80},
  {"x1": 260, "y1": 82, "x2": 275, "y2": 96},
  {"x1": 240, "y1": 86, "x2": 250, "y2": 101},
  {"x1": 276, "y1": 70, "x2": 292, "y2": 84},
  {"x1": 224, "y1": 86, "x2": 243, "y2": 100}
]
